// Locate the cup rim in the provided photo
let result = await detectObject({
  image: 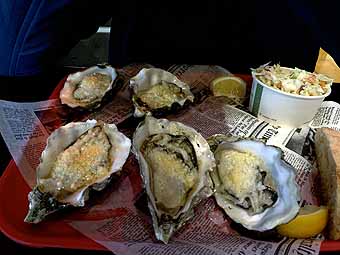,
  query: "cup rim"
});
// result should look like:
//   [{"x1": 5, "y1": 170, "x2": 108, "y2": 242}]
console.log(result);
[{"x1": 251, "y1": 69, "x2": 332, "y2": 100}]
